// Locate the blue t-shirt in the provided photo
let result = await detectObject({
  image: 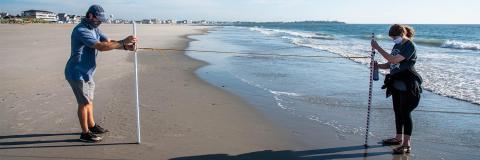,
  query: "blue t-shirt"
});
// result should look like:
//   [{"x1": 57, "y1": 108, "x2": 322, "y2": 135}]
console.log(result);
[{"x1": 64, "y1": 20, "x2": 108, "y2": 81}]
